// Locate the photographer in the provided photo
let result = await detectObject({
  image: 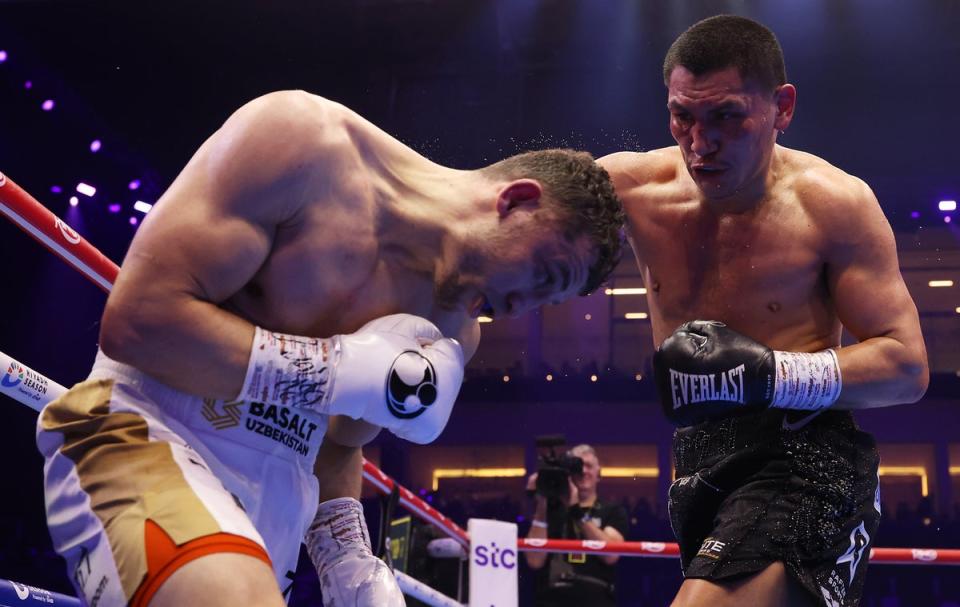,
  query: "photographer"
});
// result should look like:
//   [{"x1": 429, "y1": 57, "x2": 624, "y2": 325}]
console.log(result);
[{"x1": 524, "y1": 444, "x2": 628, "y2": 607}]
